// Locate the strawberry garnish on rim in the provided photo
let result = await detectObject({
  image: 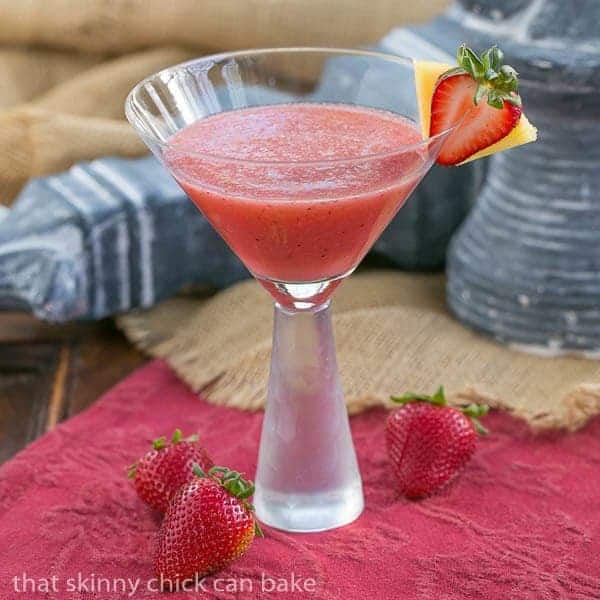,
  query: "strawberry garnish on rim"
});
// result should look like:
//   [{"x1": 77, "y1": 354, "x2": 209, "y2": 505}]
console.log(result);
[{"x1": 432, "y1": 44, "x2": 523, "y2": 166}]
